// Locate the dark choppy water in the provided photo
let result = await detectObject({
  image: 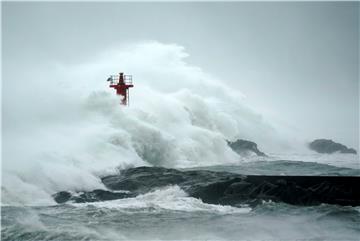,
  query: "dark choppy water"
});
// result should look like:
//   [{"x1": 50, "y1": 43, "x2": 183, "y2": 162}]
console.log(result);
[
  {"x1": 2, "y1": 201, "x2": 360, "y2": 240},
  {"x1": 2, "y1": 160, "x2": 360, "y2": 240},
  {"x1": 183, "y1": 160, "x2": 360, "y2": 176}
]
